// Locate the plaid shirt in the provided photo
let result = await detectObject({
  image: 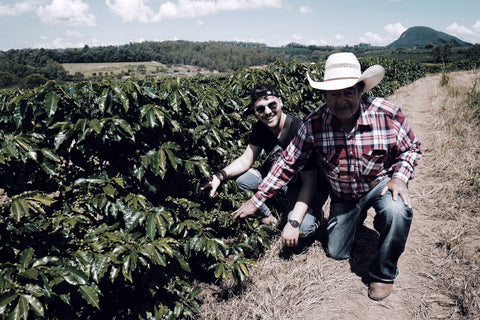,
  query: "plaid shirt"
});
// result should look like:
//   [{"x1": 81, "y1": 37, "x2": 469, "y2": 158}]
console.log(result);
[{"x1": 251, "y1": 95, "x2": 422, "y2": 207}]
